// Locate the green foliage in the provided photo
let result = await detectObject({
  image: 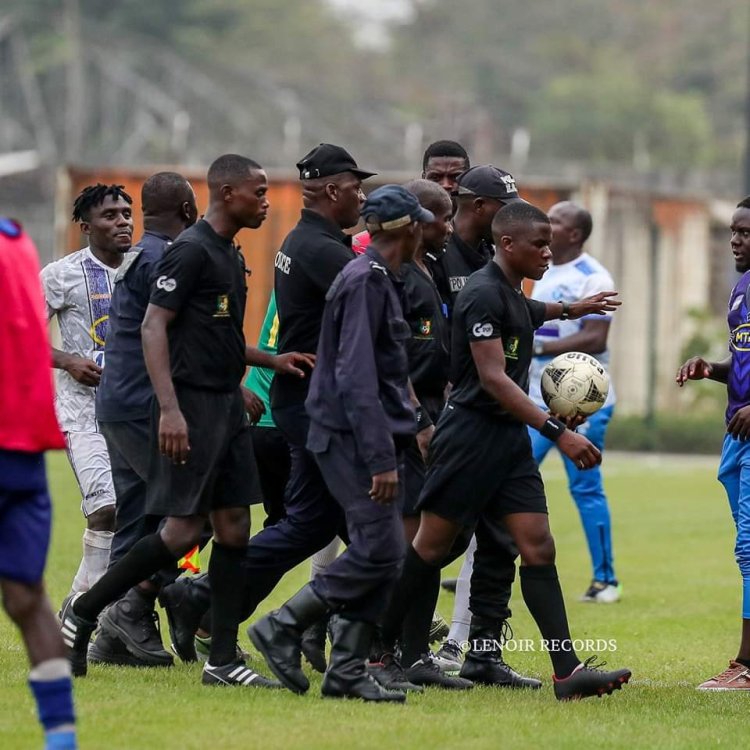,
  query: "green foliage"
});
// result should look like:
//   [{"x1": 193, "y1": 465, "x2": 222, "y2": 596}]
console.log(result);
[{"x1": 607, "y1": 413, "x2": 726, "y2": 454}]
